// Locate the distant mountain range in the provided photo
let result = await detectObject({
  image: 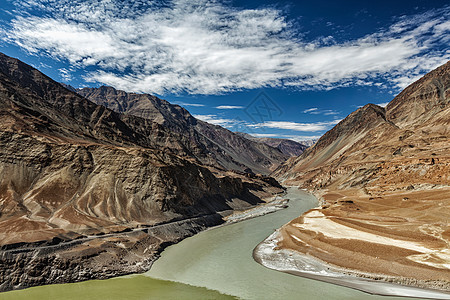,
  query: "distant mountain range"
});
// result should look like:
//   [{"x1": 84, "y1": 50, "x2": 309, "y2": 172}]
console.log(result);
[
  {"x1": 235, "y1": 132, "x2": 309, "y2": 157},
  {"x1": 64, "y1": 84, "x2": 312, "y2": 168},
  {"x1": 74, "y1": 85, "x2": 289, "y2": 174}
]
